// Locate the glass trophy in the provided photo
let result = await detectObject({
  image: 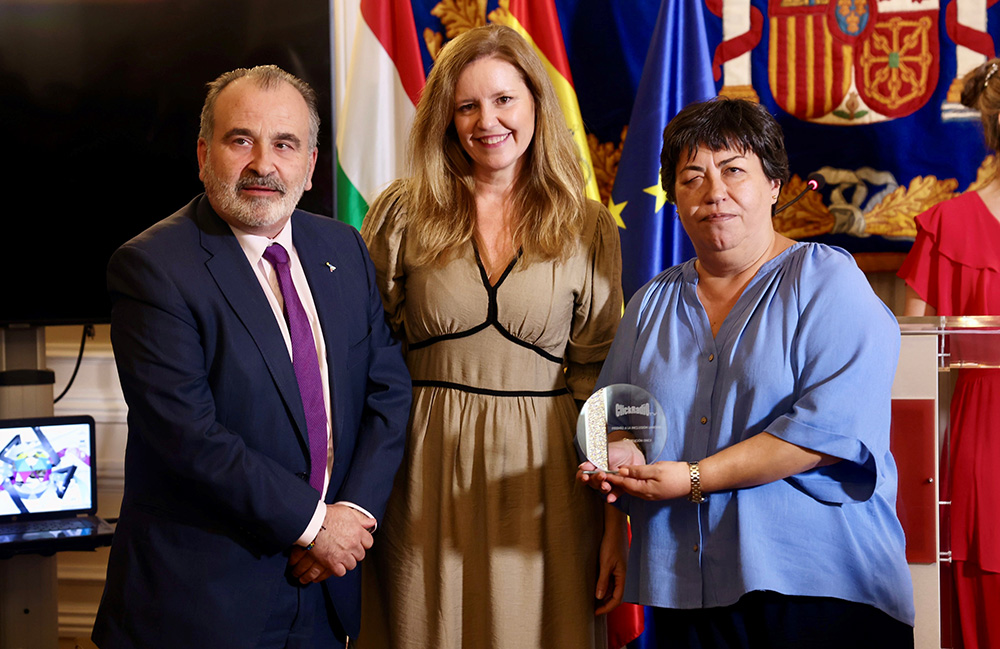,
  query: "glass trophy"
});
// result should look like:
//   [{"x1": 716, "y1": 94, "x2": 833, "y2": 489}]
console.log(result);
[{"x1": 576, "y1": 384, "x2": 667, "y2": 474}]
